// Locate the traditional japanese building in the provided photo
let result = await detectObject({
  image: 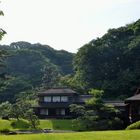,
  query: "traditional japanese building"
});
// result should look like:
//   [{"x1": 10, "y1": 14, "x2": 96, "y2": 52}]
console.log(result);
[
  {"x1": 125, "y1": 91, "x2": 140, "y2": 123},
  {"x1": 34, "y1": 87, "x2": 128, "y2": 119},
  {"x1": 34, "y1": 87, "x2": 92, "y2": 118}
]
